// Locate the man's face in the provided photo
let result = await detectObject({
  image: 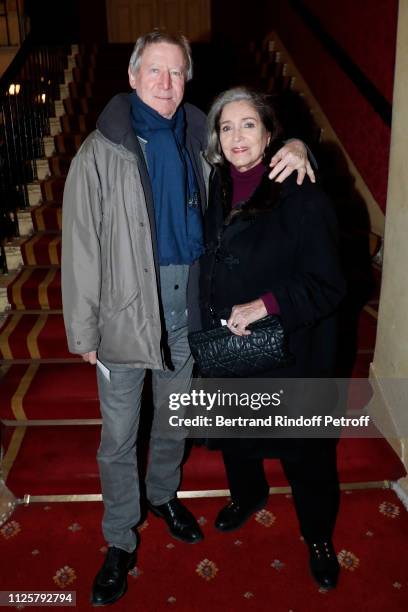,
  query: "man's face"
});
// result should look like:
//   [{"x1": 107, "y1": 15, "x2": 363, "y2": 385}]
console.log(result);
[{"x1": 128, "y1": 42, "x2": 186, "y2": 119}]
